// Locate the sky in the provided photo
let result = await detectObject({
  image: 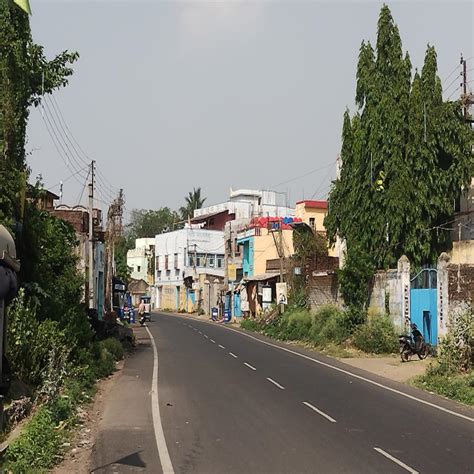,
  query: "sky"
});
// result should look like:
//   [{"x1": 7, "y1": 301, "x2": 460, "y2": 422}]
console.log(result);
[{"x1": 26, "y1": 0, "x2": 473, "y2": 220}]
